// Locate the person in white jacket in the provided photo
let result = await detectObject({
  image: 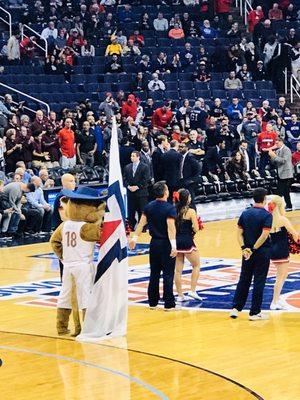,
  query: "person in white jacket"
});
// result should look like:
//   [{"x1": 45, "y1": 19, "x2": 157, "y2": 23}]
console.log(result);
[{"x1": 7, "y1": 34, "x2": 20, "y2": 63}]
